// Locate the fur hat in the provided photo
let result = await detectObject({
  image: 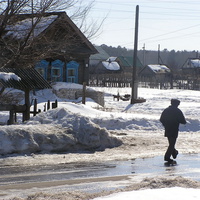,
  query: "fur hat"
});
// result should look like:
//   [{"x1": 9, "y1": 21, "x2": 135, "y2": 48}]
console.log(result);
[{"x1": 171, "y1": 99, "x2": 180, "y2": 106}]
